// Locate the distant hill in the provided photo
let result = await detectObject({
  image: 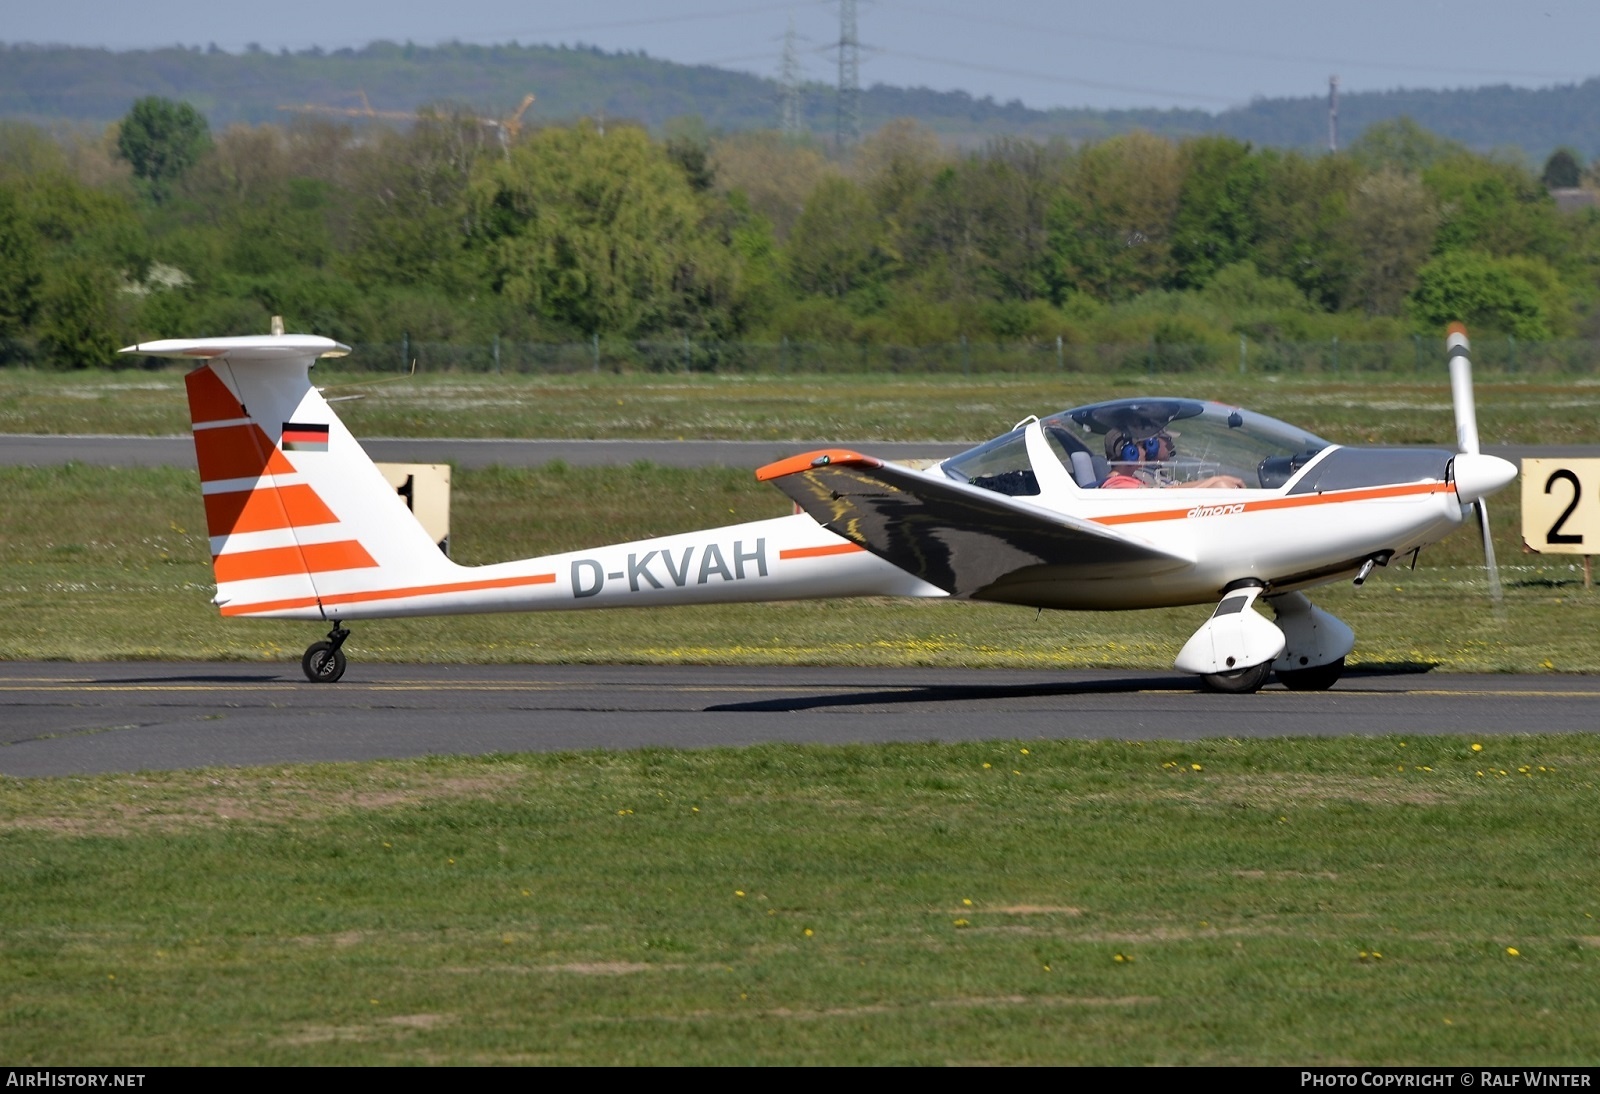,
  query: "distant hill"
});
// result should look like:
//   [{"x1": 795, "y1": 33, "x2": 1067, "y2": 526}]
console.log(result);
[{"x1": 2, "y1": 40, "x2": 1597, "y2": 162}]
